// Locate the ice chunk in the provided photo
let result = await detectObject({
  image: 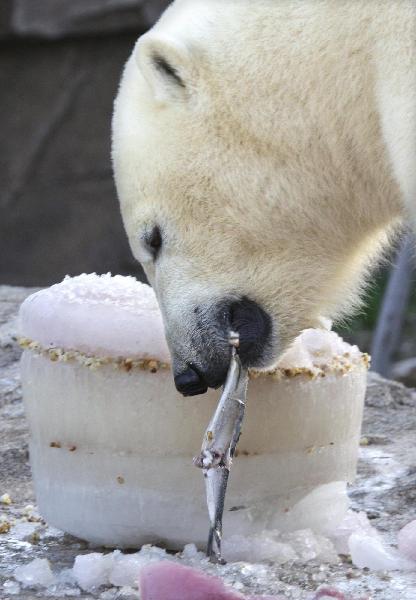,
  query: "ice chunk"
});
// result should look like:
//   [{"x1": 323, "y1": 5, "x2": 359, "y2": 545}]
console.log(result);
[
  {"x1": 14, "y1": 558, "x2": 56, "y2": 588},
  {"x1": 54, "y1": 566, "x2": 80, "y2": 595},
  {"x1": 19, "y1": 273, "x2": 171, "y2": 363},
  {"x1": 331, "y1": 510, "x2": 379, "y2": 555},
  {"x1": 109, "y1": 547, "x2": 167, "y2": 588},
  {"x1": 349, "y1": 533, "x2": 415, "y2": 571},
  {"x1": 109, "y1": 552, "x2": 144, "y2": 588},
  {"x1": 2, "y1": 580, "x2": 21, "y2": 595},
  {"x1": 281, "y1": 529, "x2": 339, "y2": 563},
  {"x1": 10, "y1": 521, "x2": 41, "y2": 542},
  {"x1": 71, "y1": 547, "x2": 169, "y2": 591},
  {"x1": 277, "y1": 338, "x2": 315, "y2": 371},
  {"x1": 210, "y1": 527, "x2": 339, "y2": 565},
  {"x1": 181, "y1": 543, "x2": 204, "y2": 560},
  {"x1": 398, "y1": 520, "x2": 416, "y2": 562},
  {"x1": 73, "y1": 552, "x2": 114, "y2": 590},
  {"x1": 223, "y1": 531, "x2": 297, "y2": 564},
  {"x1": 286, "y1": 482, "x2": 349, "y2": 537},
  {"x1": 277, "y1": 328, "x2": 362, "y2": 372}
]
